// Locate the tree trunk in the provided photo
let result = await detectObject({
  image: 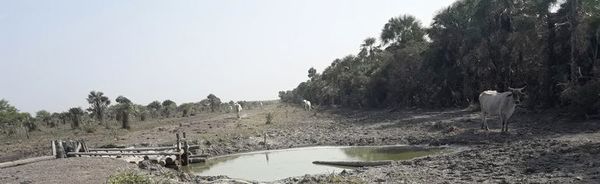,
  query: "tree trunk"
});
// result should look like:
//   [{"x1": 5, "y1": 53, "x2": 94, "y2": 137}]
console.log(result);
[
  {"x1": 121, "y1": 112, "x2": 130, "y2": 129},
  {"x1": 544, "y1": 12, "x2": 558, "y2": 108},
  {"x1": 570, "y1": 0, "x2": 579, "y2": 84}
]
